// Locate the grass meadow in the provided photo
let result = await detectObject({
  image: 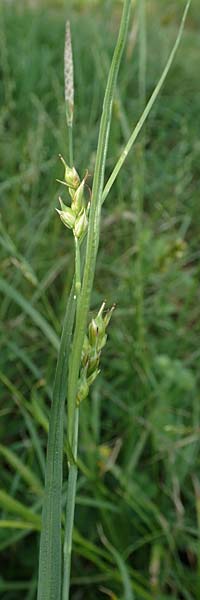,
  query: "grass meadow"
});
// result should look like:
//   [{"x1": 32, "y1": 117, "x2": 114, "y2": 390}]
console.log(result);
[{"x1": 0, "y1": 0, "x2": 200, "y2": 598}]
